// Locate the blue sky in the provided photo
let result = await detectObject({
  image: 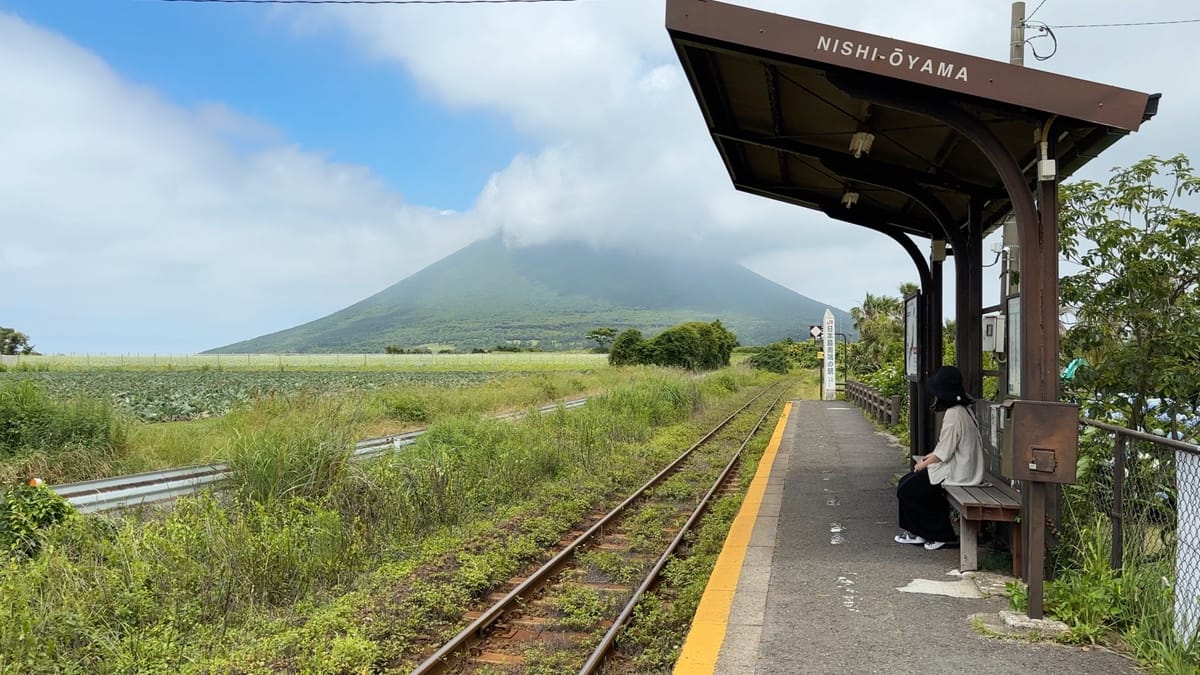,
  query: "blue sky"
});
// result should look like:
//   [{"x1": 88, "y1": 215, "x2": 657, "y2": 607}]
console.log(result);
[
  {"x1": 1, "y1": 0, "x2": 1195, "y2": 354},
  {"x1": 0, "y1": 0, "x2": 525, "y2": 211}
]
